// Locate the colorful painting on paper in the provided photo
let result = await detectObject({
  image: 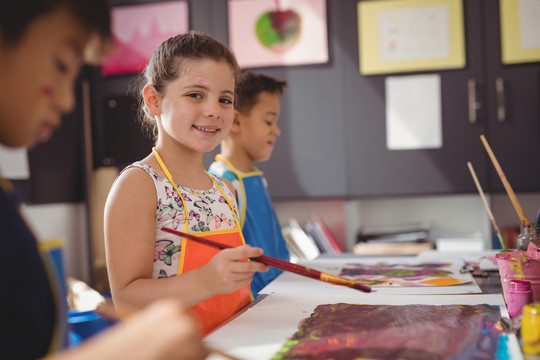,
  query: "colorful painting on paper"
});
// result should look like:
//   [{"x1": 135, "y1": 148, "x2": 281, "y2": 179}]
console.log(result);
[
  {"x1": 339, "y1": 261, "x2": 471, "y2": 287},
  {"x1": 101, "y1": 1, "x2": 189, "y2": 76},
  {"x1": 272, "y1": 303, "x2": 511, "y2": 360},
  {"x1": 228, "y1": 0, "x2": 328, "y2": 68}
]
